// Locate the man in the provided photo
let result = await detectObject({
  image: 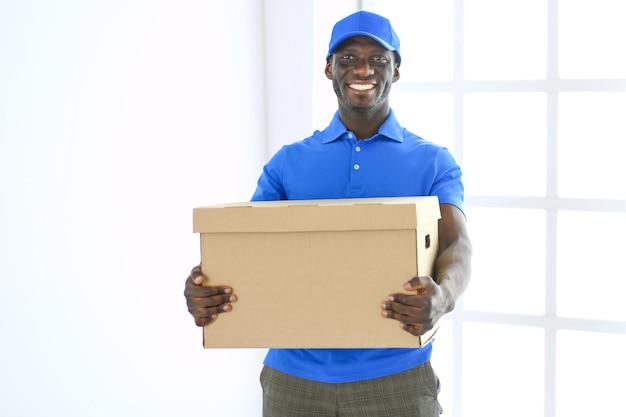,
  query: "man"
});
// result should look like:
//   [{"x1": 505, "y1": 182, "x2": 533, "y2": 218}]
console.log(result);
[{"x1": 185, "y1": 10, "x2": 472, "y2": 416}]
